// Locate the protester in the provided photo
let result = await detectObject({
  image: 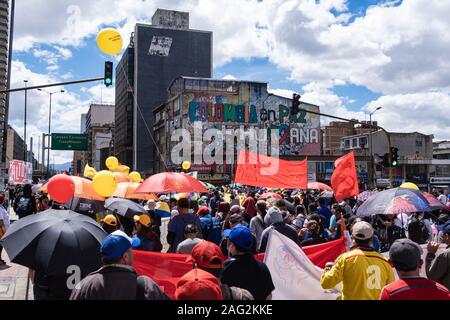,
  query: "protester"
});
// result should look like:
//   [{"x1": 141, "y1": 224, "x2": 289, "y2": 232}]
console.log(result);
[
  {"x1": 0, "y1": 193, "x2": 9, "y2": 265},
  {"x1": 316, "y1": 197, "x2": 333, "y2": 227},
  {"x1": 13, "y1": 184, "x2": 37, "y2": 219},
  {"x1": 188, "y1": 241, "x2": 254, "y2": 300},
  {"x1": 242, "y1": 192, "x2": 256, "y2": 223},
  {"x1": 216, "y1": 201, "x2": 231, "y2": 223},
  {"x1": 221, "y1": 226, "x2": 275, "y2": 300},
  {"x1": 380, "y1": 238, "x2": 450, "y2": 300},
  {"x1": 209, "y1": 190, "x2": 223, "y2": 216},
  {"x1": 259, "y1": 206, "x2": 299, "y2": 253},
  {"x1": 229, "y1": 194, "x2": 240, "y2": 208},
  {"x1": 144, "y1": 200, "x2": 162, "y2": 237},
  {"x1": 169, "y1": 198, "x2": 179, "y2": 218},
  {"x1": 299, "y1": 213, "x2": 330, "y2": 246},
  {"x1": 426, "y1": 220, "x2": 450, "y2": 290},
  {"x1": 437, "y1": 214, "x2": 449, "y2": 244},
  {"x1": 197, "y1": 206, "x2": 222, "y2": 245},
  {"x1": 321, "y1": 221, "x2": 395, "y2": 300},
  {"x1": 374, "y1": 214, "x2": 404, "y2": 252},
  {"x1": 176, "y1": 224, "x2": 203, "y2": 254},
  {"x1": 133, "y1": 214, "x2": 163, "y2": 252},
  {"x1": 70, "y1": 231, "x2": 169, "y2": 300},
  {"x1": 175, "y1": 268, "x2": 222, "y2": 300},
  {"x1": 167, "y1": 198, "x2": 202, "y2": 253},
  {"x1": 438, "y1": 190, "x2": 447, "y2": 205},
  {"x1": 407, "y1": 212, "x2": 433, "y2": 244},
  {"x1": 100, "y1": 214, "x2": 119, "y2": 235},
  {"x1": 249, "y1": 200, "x2": 267, "y2": 249}
]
